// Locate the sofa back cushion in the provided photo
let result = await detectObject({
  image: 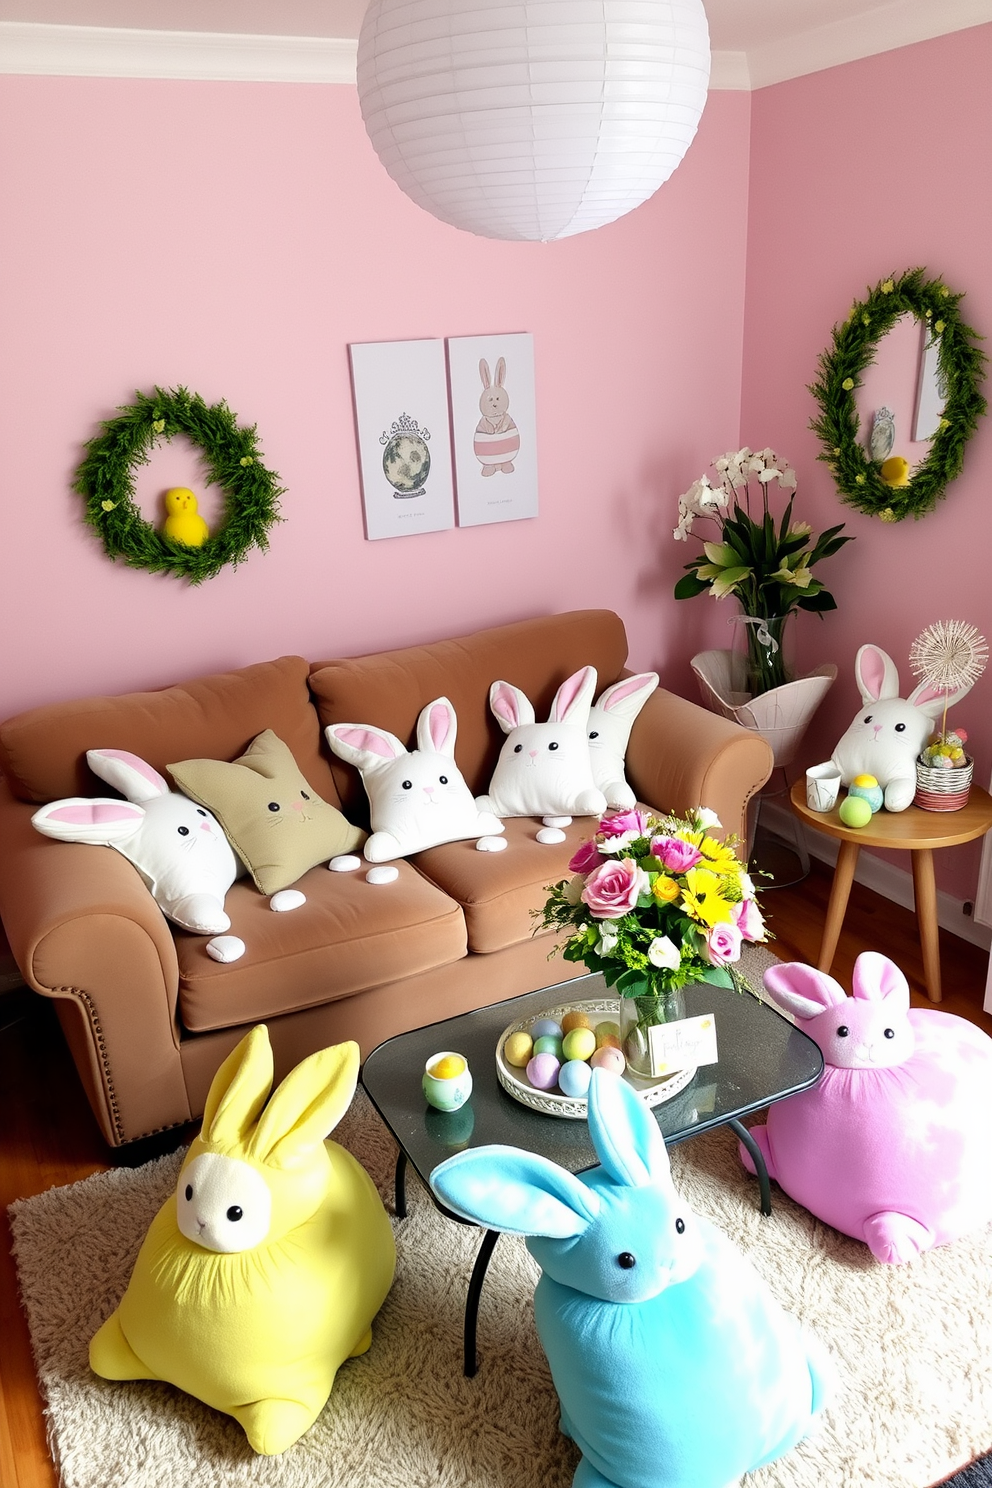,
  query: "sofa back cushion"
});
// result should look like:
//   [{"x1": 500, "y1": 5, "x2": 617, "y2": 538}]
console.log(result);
[
  {"x1": 0, "y1": 656, "x2": 341, "y2": 808},
  {"x1": 308, "y1": 610, "x2": 629, "y2": 816}
]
